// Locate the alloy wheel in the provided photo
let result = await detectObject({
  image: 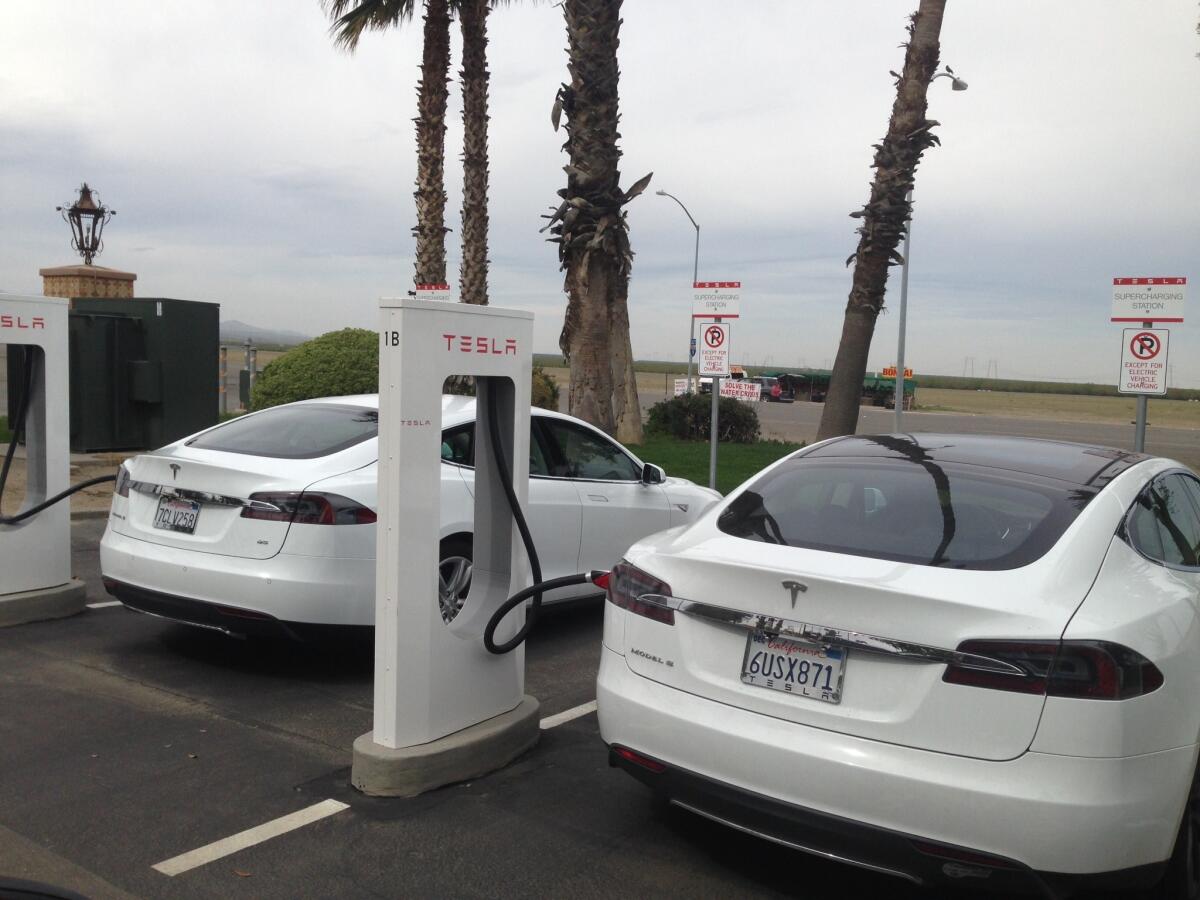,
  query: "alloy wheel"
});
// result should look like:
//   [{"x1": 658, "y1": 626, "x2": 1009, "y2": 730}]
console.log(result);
[{"x1": 438, "y1": 554, "x2": 473, "y2": 623}]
